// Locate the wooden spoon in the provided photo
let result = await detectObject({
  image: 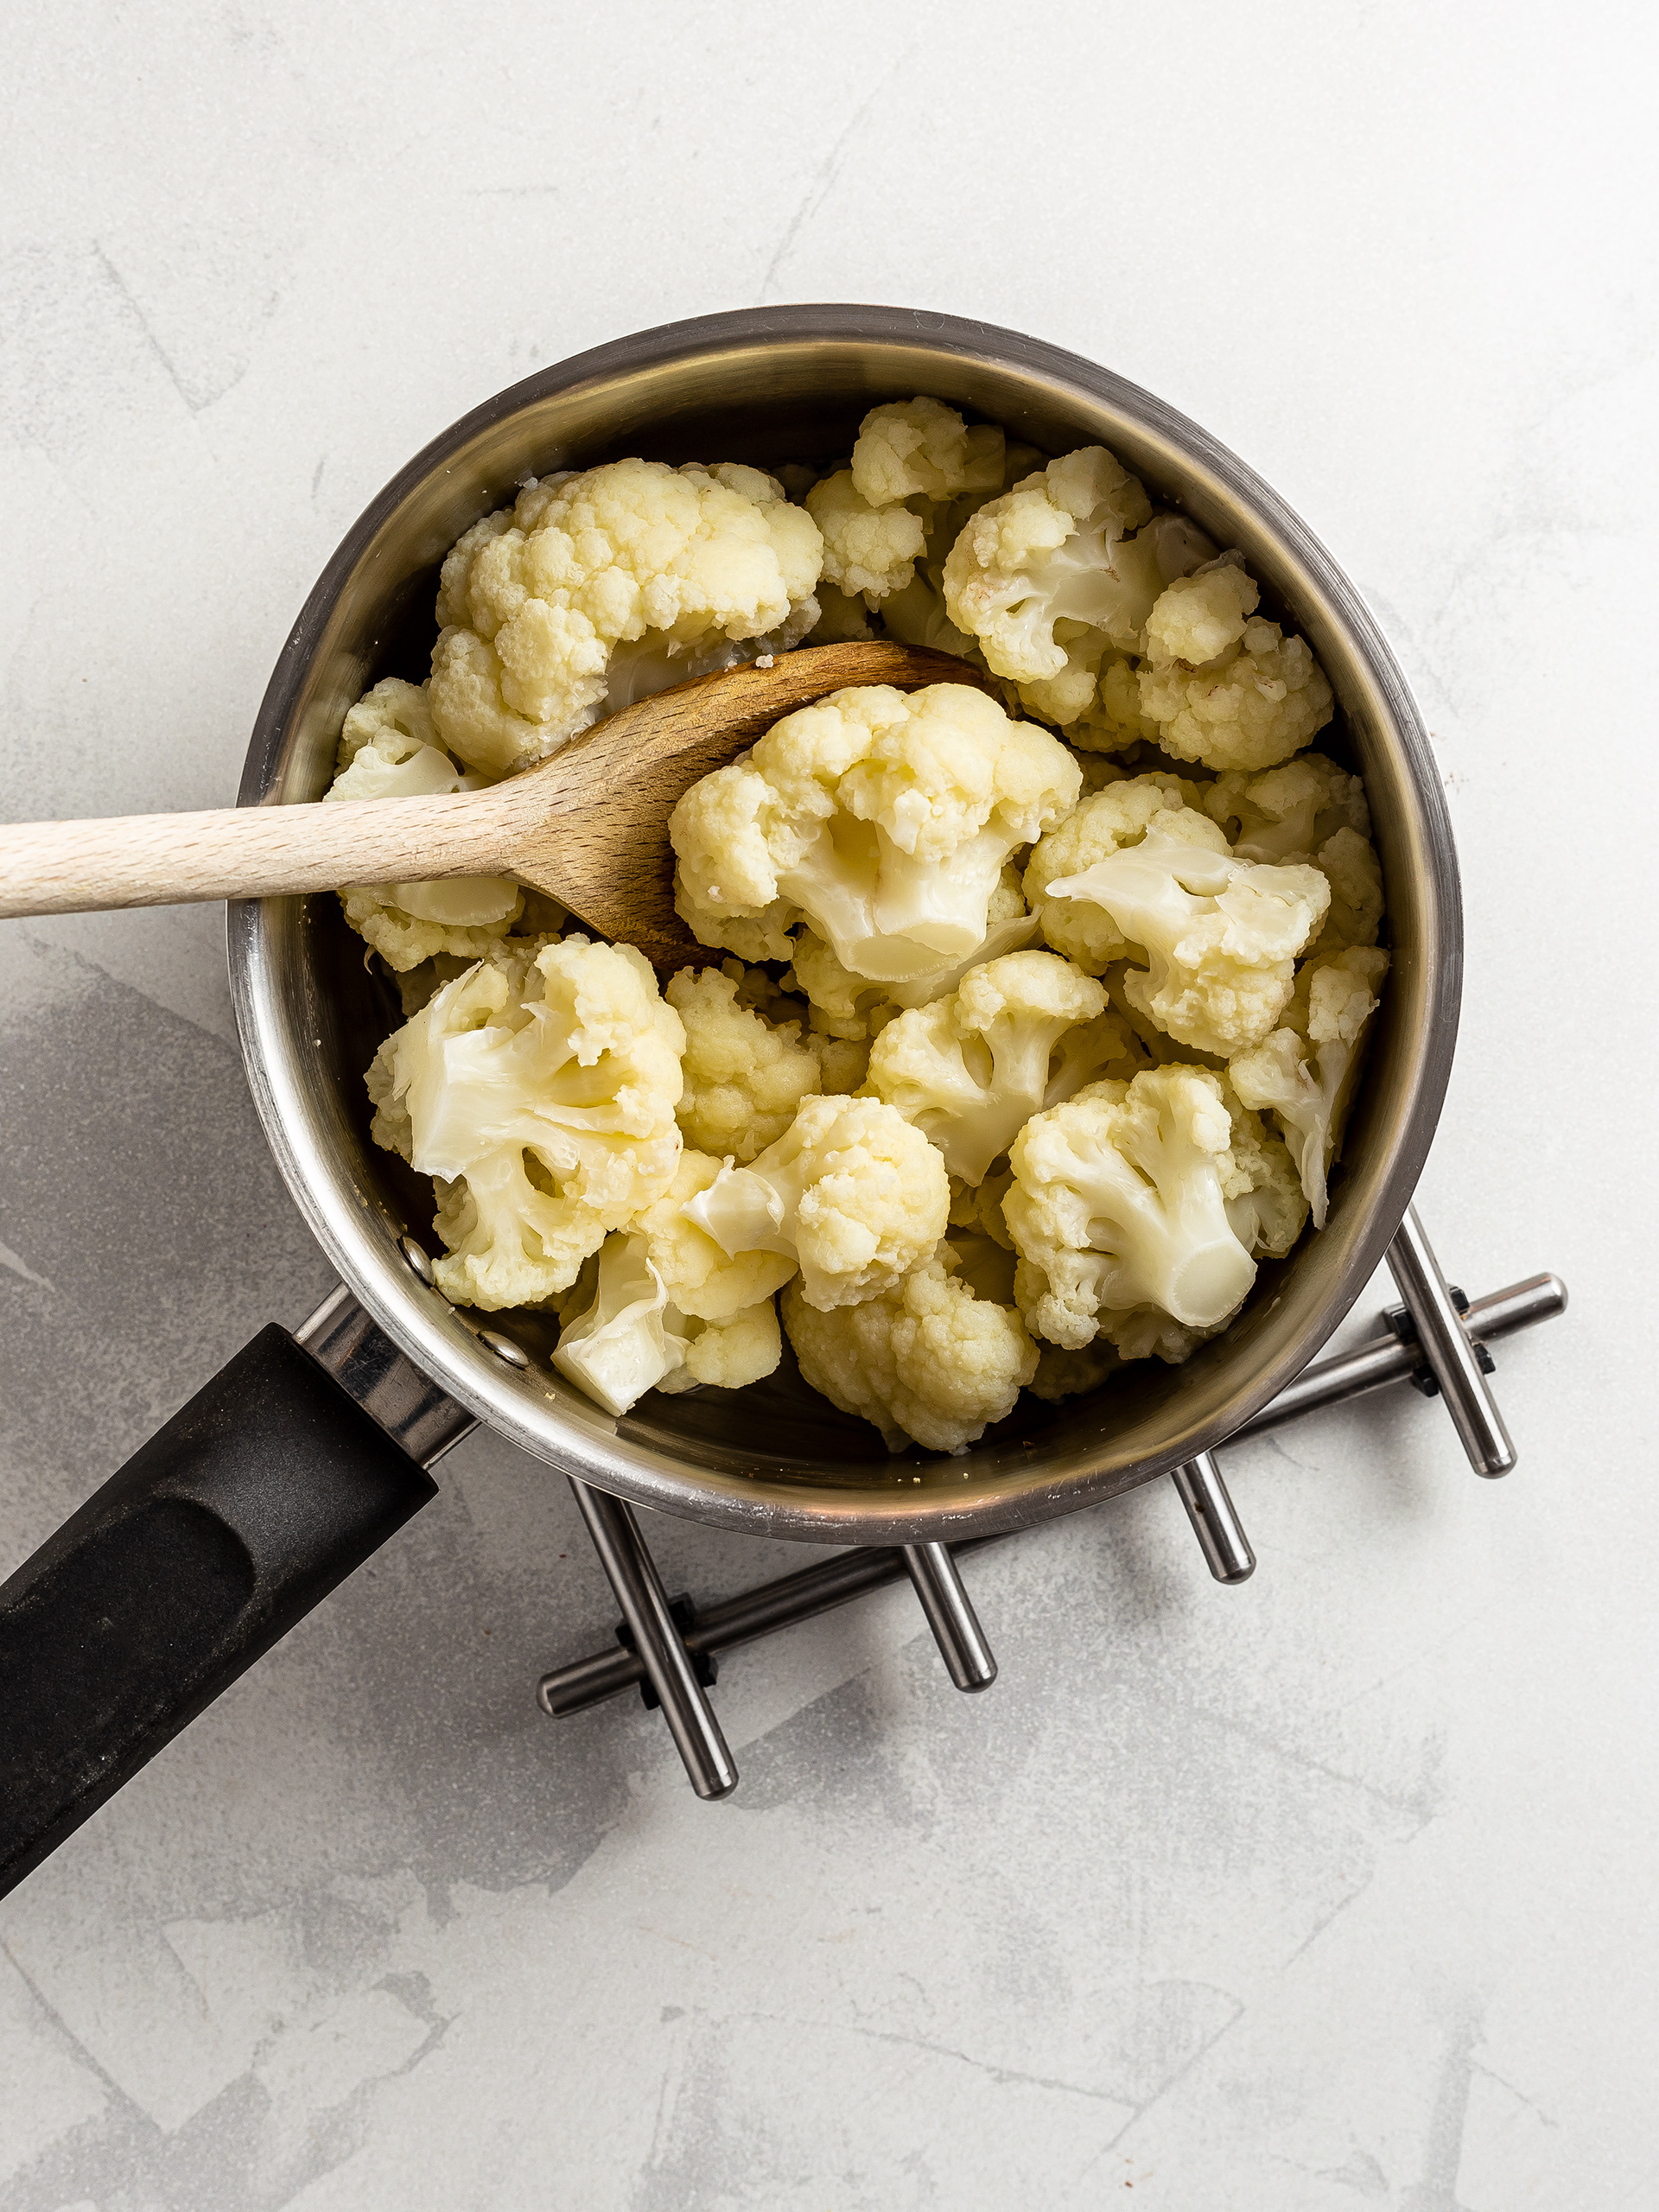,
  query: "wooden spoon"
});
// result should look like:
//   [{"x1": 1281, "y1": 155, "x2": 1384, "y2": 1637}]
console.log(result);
[{"x1": 0, "y1": 644, "x2": 992, "y2": 968}]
